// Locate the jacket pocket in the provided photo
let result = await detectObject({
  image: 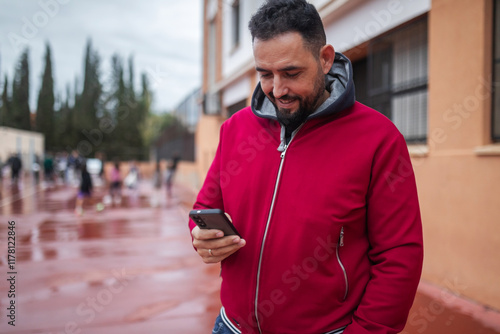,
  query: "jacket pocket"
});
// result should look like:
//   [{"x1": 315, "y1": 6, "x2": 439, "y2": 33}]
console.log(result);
[{"x1": 336, "y1": 226, "x2": 349, "y2": 301}]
